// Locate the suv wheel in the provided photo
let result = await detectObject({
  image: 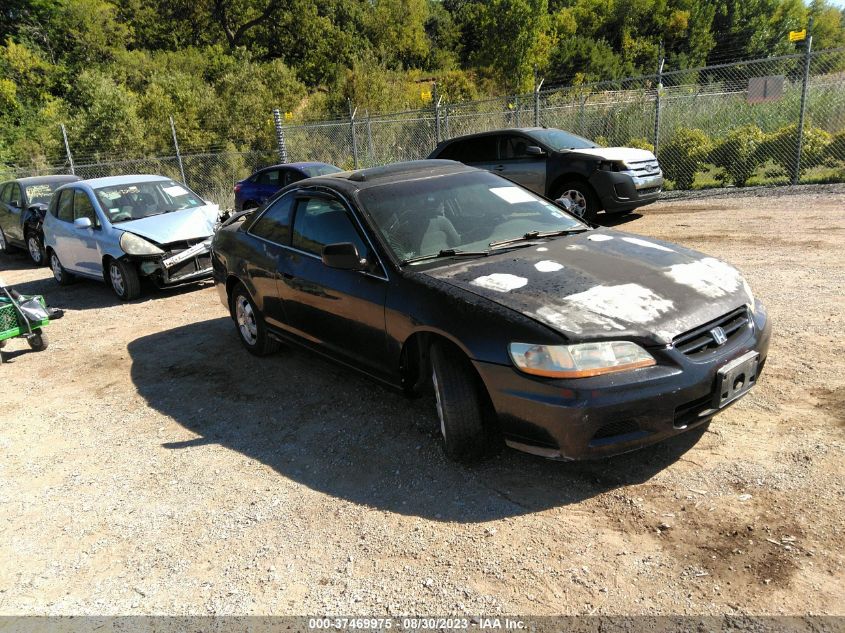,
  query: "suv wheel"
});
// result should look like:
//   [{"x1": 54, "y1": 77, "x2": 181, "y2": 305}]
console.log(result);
[{"x1": 555, "y1": 181, "x2": 598, "y2": 221}]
